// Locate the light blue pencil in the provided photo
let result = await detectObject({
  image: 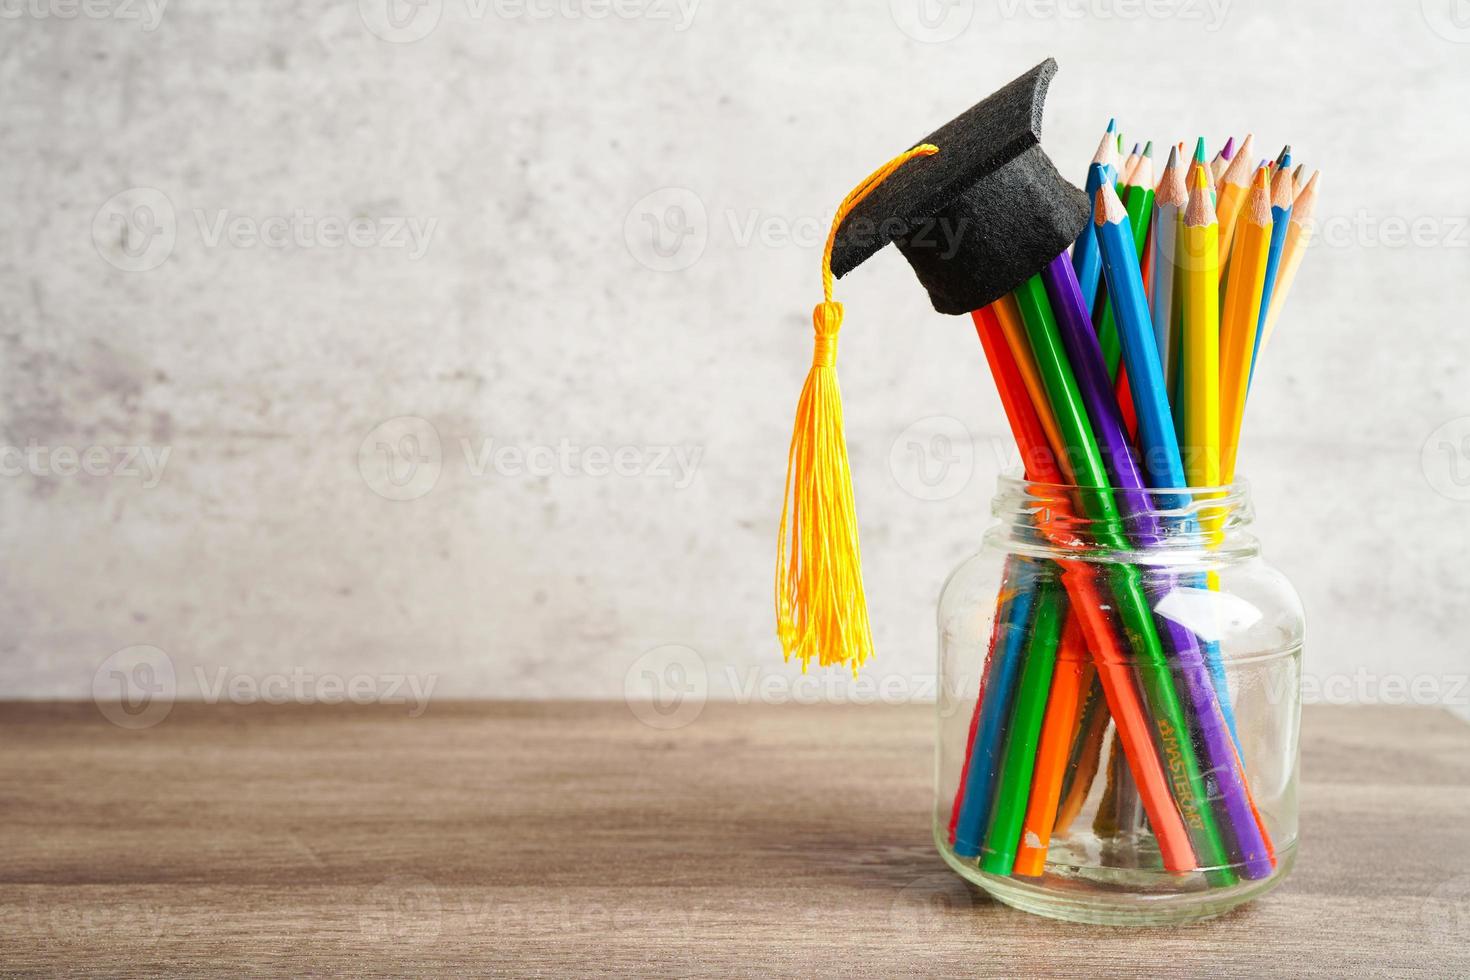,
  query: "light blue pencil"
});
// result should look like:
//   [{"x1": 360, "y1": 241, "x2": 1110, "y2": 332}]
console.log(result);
[
  {"x1": 1250, "y1": 148, "x2": 1296, "y2": 386},
  {"x1": 1072, "y1": 122, "x2": 1118, "y2": 319}
]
